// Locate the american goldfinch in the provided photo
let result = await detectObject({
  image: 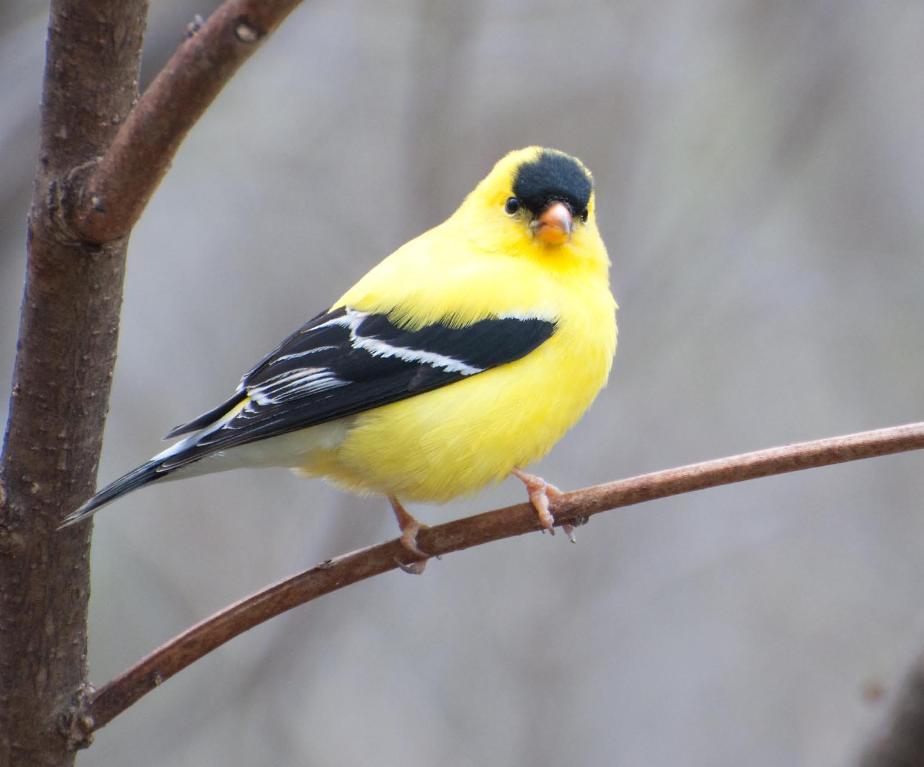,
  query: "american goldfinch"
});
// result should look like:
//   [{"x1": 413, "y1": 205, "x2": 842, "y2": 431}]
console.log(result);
[{"x1": 62, "y1": 147, "x2": 617, "y2": 568}]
